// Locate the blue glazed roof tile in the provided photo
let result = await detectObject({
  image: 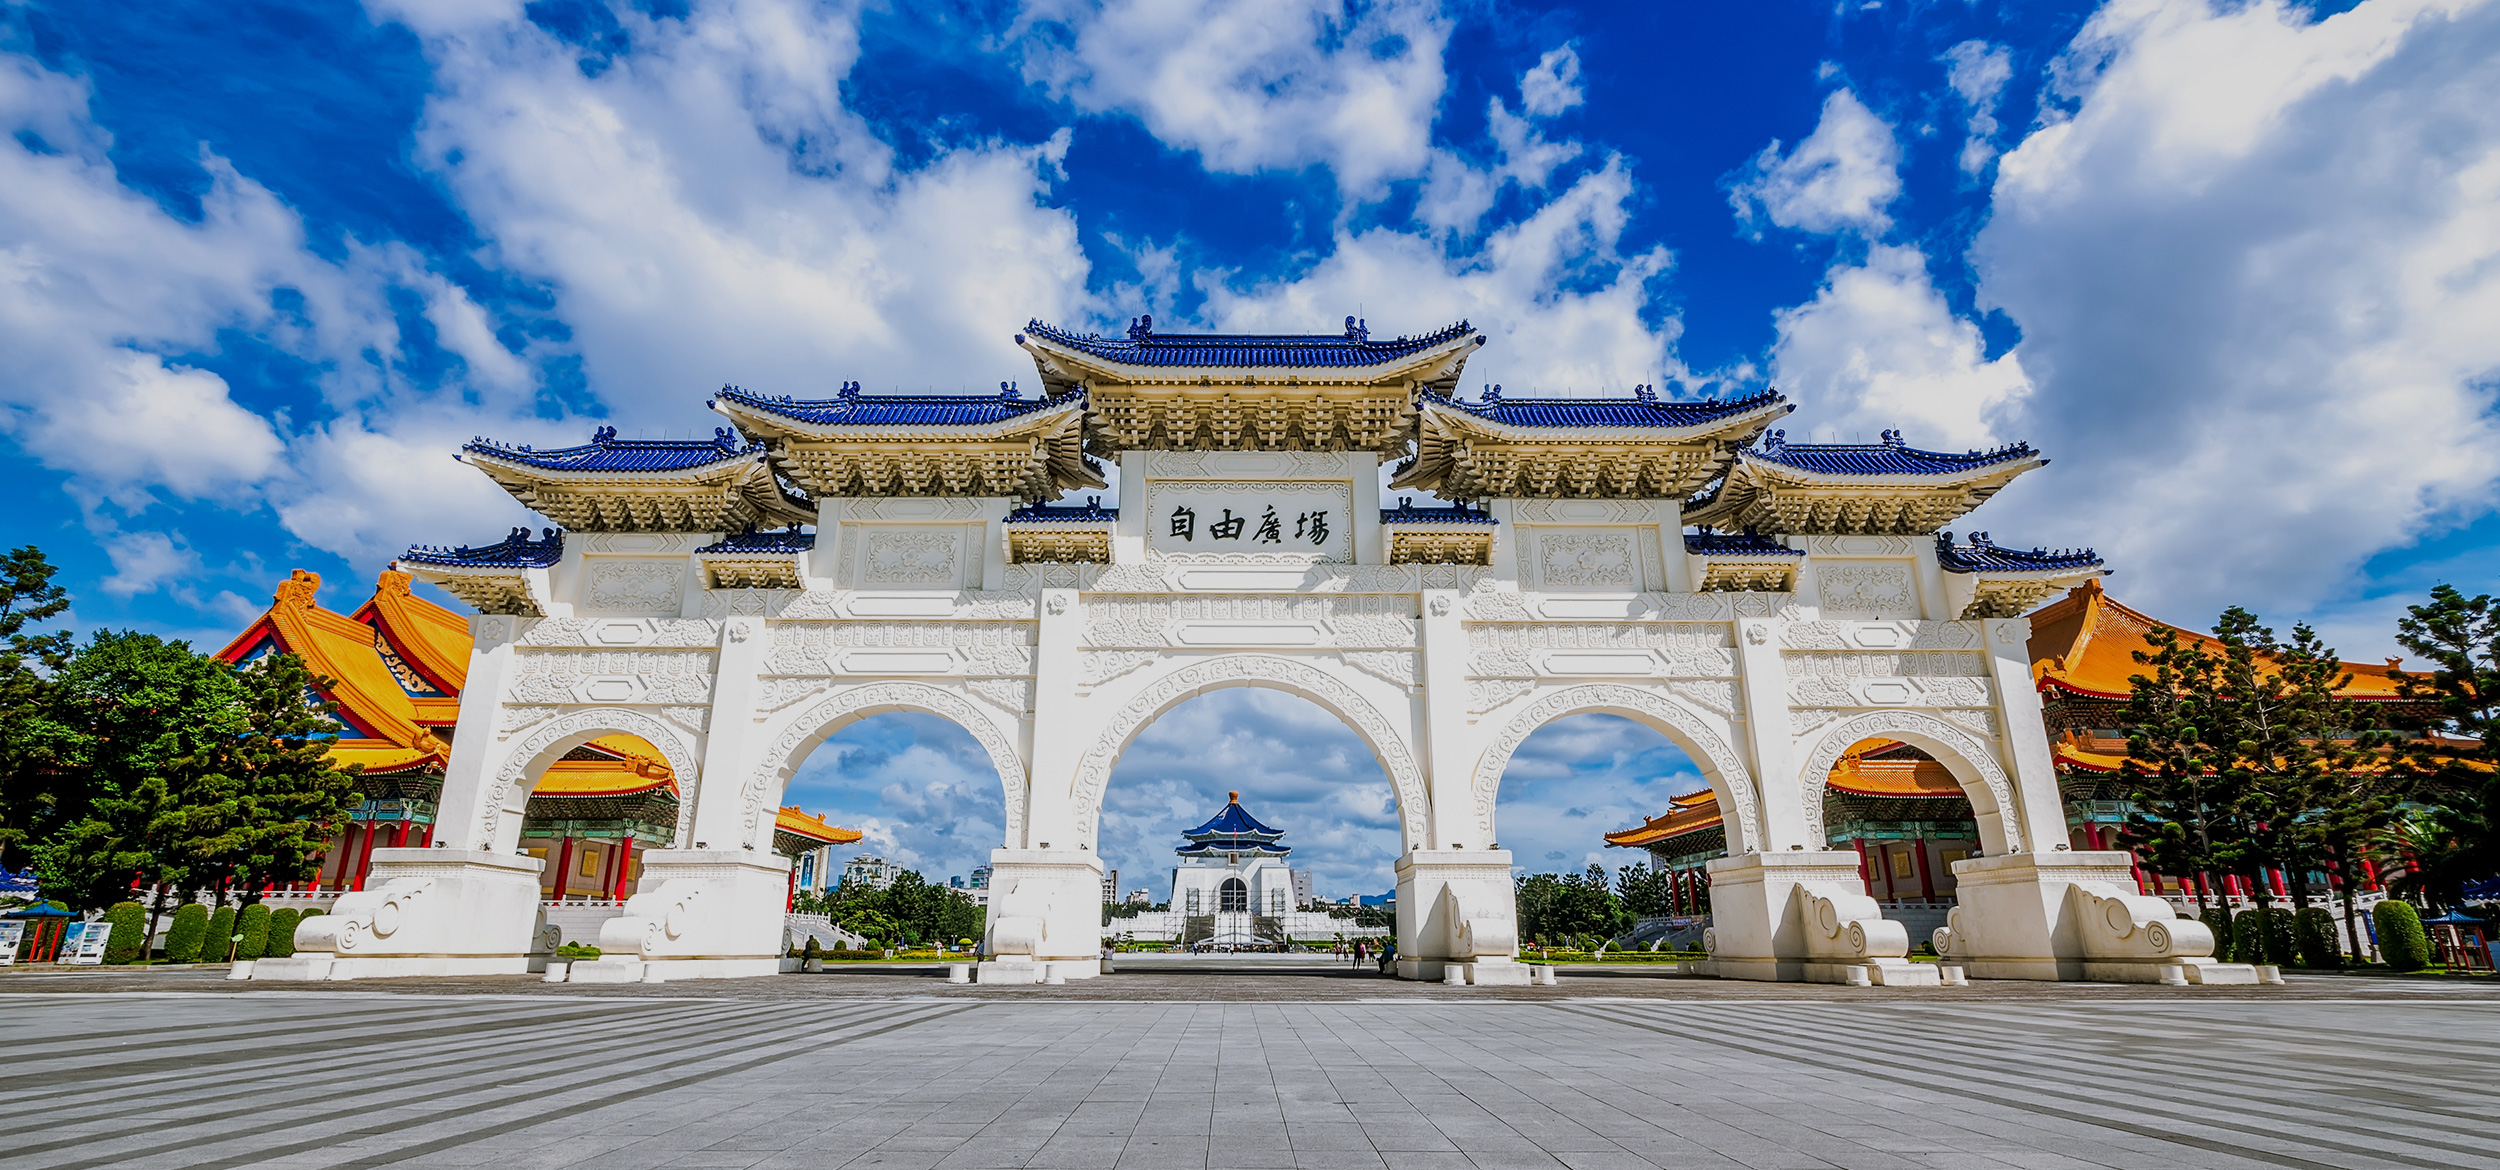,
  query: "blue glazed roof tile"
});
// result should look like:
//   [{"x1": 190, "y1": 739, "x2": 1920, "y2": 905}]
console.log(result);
[
  {"x1": 1177, "y1": 840, "x2": 1291, "y2": 856},
  {"x1": 1685, "y1": 531, "x2": 1803, "y2": 557},
  {"x1": 1022, "y1": 315, "x2": 1476, "y2": 369},
  {"x1": 1005, "y1": 496, "x2": 1118, "y2": 523},
  {"x1": 1437, "y1": 385, "x2": 1786, "y2": 430},
  {"x1": 1751, "y1": 429, "x2": 2040, "y2": 476},
  {"x1": 1935, "y1": 532, "x2": 2103, "y2": 573},
  {"x1": 402, "y1": 528, "x2": 563, "y2": 569},
  {"x1": 698, "y1": 528, "x2": 814, "y2": 554},
  {"x1": 463, "y1": 426, "x2": 760, "y2": 473},
  {"x1": 1380, "y1": 498, "x2": 1497, "y2": 525},
  {"x1": 715, "y1": 383, "x2": 1080, "y2": 428},
  {"x1": 1183, "y1": 794, "x2": 1284, "y2": 841}
]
